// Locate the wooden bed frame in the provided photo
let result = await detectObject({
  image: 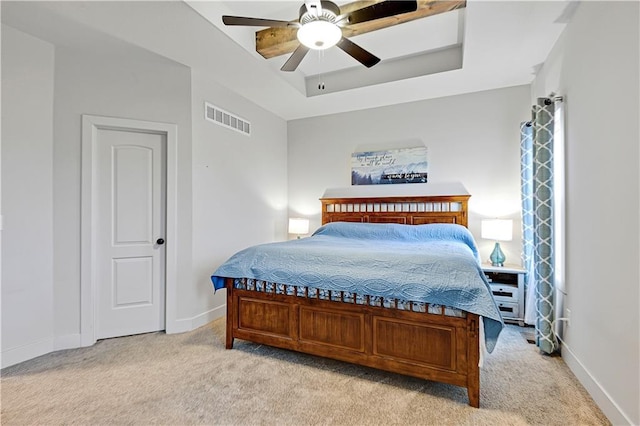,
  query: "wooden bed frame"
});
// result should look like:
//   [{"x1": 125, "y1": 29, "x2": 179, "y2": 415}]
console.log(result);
[{"x1": 224, "y1": 193, "x2": 482, "y2": 407}]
